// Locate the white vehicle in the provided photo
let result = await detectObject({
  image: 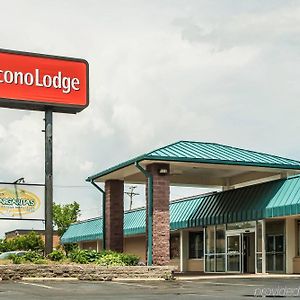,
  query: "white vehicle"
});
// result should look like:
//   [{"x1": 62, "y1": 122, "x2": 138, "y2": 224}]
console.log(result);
[{"x1": 0, "y1": 251, "x2": 27, "y2": 260}]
